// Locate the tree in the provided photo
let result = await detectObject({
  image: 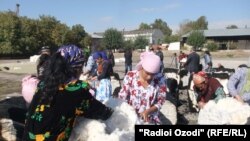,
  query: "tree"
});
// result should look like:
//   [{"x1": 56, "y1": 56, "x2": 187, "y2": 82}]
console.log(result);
[
  {"x1": 187, "y1": 31, "x2": 205, "y2": 50},
  {"x1": 193, "y1": 16, "x2": 208, "y2": 30},
  {"x1": 83, "y1": 35, "x2": 92, "y2": 48},
  {"x1": 177, "y1": 19, "x2": 193, "y2": 36},
  {"x1": 134, "y1": 36, "x2": 148, "y2": 51},
  {"x1": 124, "y1": 40, "x2": 134, "y2": 50},
  {"x1": 71, "y1": 24, "x2": 86, "y2": 47},
  {"x1": 102, "y1": 28, "x2": 123, "y2": 51},
  {"x1": 139, "y1": 23, "x2": 151, "y2": 30},
  {"x1": 19, "y1": 17, "x2": 39, "y2": 54},
  {"x1": 51, "y1": 23, "x2": 70, "y2": 47},
  {"x1": 226, "y1": 25, "x2": 238, "y2": 29},
  {"x1": 0, "y1": 11, "x2": 21, "y2": 55},
  {"x1": 60, "y1": 24, "x2": 86, "y2": 48},
  {"x1": 37, "y1": 15, "x2": 59, "y2": 46},
  {"x1": 0, "y1": 11, "x2": 90, "y2": 57},
  {"x1": 177, "y1": 16, "x2": 208, "y2": 36},
  {"x1": 151, "y1": 19, "x2": 172, "y2": 36},
  {"x1": 164, "y1": 35, "x2": 180, "y2": 43},
  {"x1": 206, "y1": 42, "x2": 218, "y2": 51}
]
